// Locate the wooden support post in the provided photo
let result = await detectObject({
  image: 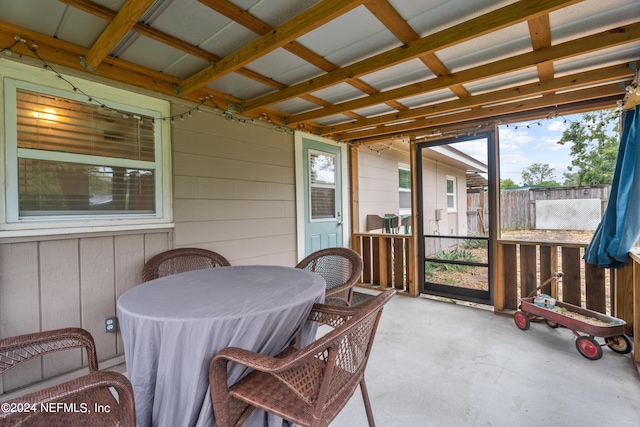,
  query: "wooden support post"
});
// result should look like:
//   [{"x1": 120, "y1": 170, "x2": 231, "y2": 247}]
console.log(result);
[
  {"x1": 614, "y1": 262, "x2": 634, "y2": 337},
  {"x1": 633, "y1": 256, "x2": 640, "y2": 365},
  {"x1": 408, "y1": 137, "x2": 419, "y2": 296}
]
